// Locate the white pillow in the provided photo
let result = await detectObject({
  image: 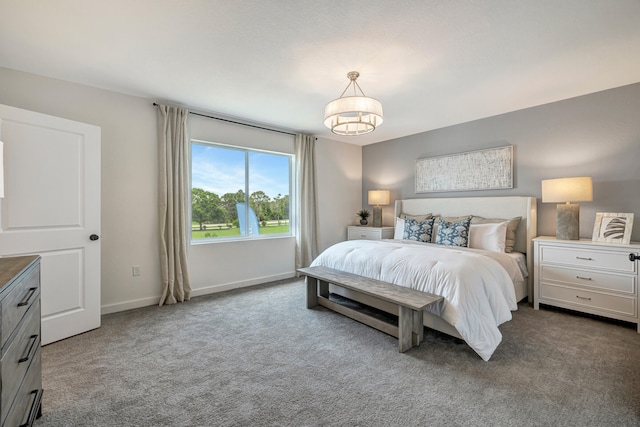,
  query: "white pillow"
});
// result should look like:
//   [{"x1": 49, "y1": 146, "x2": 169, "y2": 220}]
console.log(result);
[
  {"x1": 394, "y1": 217, "x2": 405, "y2": 239},
  {"x1": 468, "y1": 221, "x2": 508, "y2": 252}
]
